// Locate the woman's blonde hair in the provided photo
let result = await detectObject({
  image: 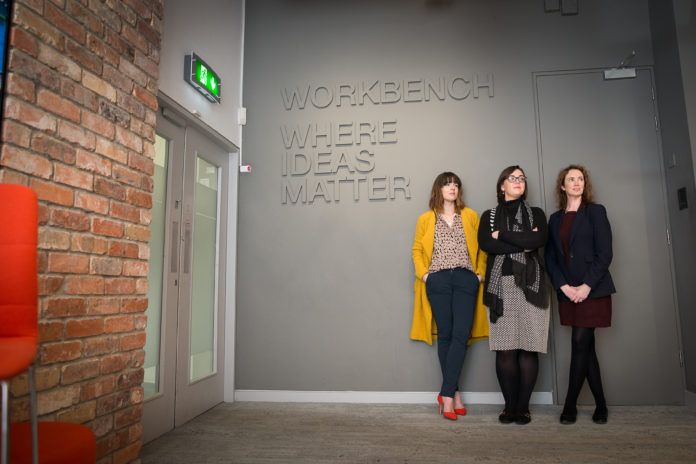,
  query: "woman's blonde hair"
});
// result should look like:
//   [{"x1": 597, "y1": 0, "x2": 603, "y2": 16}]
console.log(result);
[
  {"x1": 429, "y1": 172, "x2": 465, "y2": 212},
  {"x1": 555, "y1": 164, "x2": 595, "y2": 210}
]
